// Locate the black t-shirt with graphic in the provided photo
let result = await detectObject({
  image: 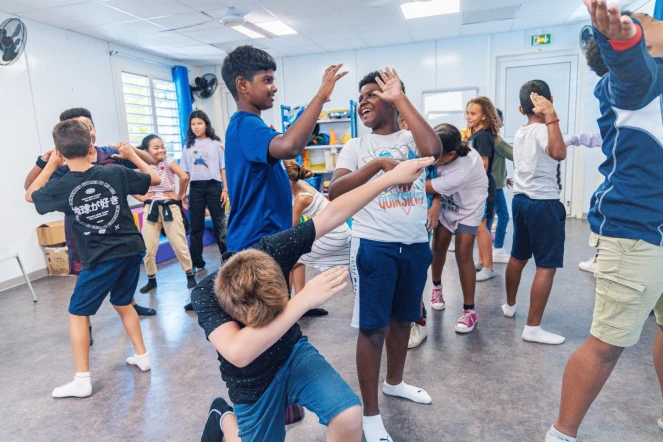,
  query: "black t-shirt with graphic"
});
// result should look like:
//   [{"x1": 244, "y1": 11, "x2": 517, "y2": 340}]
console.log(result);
[
  {"x1": 470, "y1": 129, "x2": 496, "y2": 198},
  {"x1": 32, "y1": 165, "x2": 151, "y2": 268},
  {"x1": 192, "y1": 220, "x2": 316, "y2": 404}
]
